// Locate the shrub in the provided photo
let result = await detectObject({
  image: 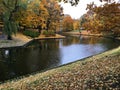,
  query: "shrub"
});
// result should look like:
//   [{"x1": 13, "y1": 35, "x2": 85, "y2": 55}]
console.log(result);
[
  {"x1": 23, "y1": 30, "x2": 40, "y2": 38},
  {"x1": 49, "y1": 30, "x2": 55, "y2": 36},
  {"x1": 42, "y1": 30, "x2": 49, "y2": 37},
  {"x1": 42, "y1": 30, "x2": 55, "y2": 37}
]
